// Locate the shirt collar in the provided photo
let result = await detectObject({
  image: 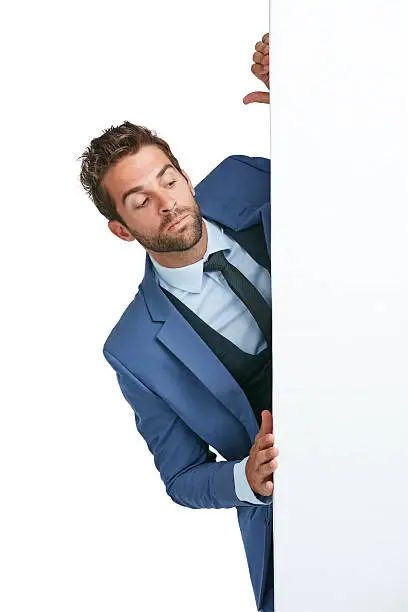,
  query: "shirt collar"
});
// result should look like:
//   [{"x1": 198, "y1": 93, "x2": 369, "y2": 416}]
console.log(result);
[{"x1": 148, "y1": 218, "x2": 232, "y2": 293}]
